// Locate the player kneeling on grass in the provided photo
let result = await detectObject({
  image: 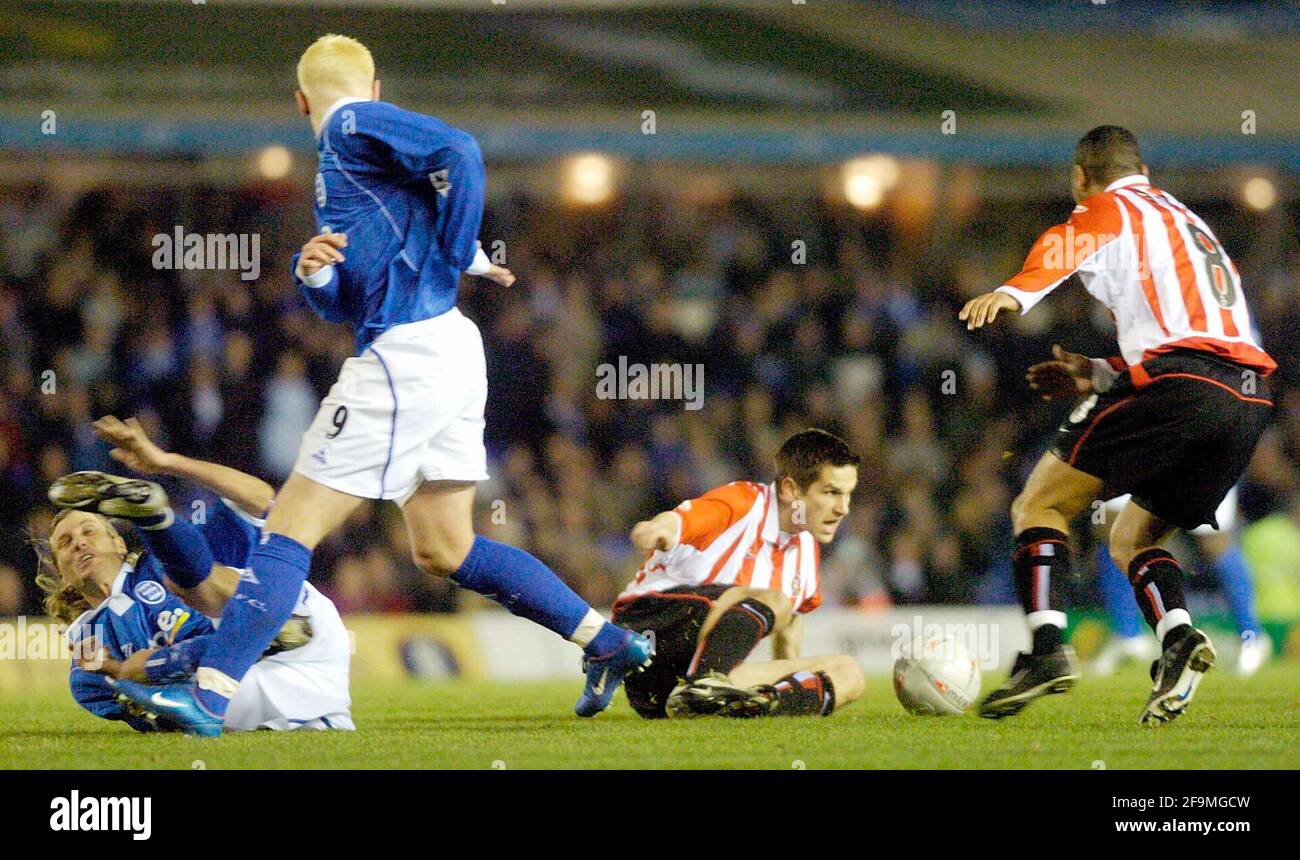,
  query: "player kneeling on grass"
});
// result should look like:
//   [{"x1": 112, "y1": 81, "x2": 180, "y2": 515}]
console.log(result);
[
  {"x1": 612, "y1": 429, "x2": 866, "y2": 719},
  {"x1": 36, "y1": 416, "x2": 352, "y2": 733}
]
